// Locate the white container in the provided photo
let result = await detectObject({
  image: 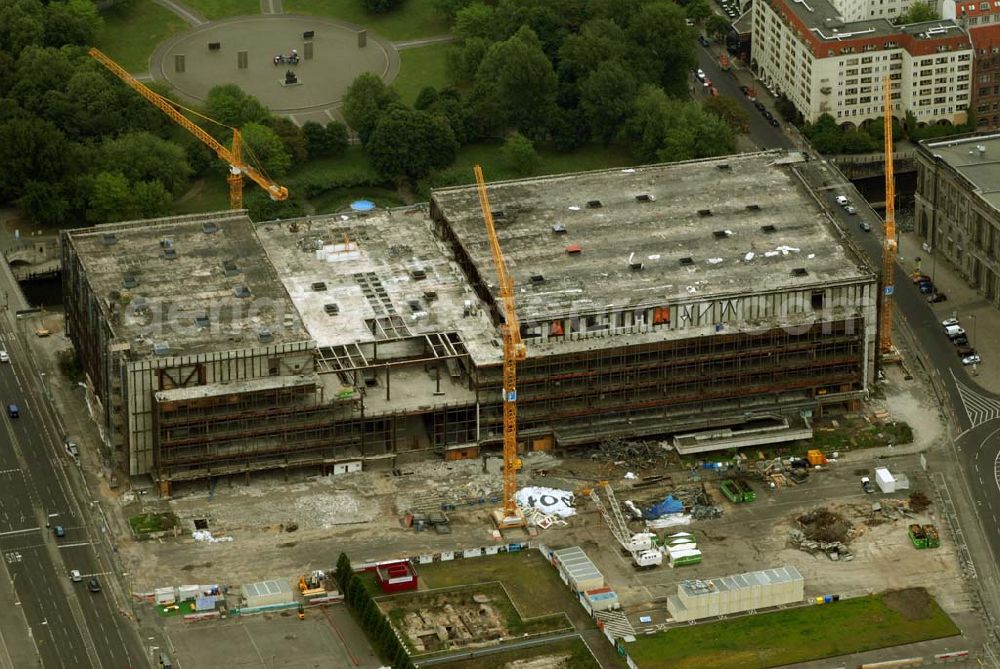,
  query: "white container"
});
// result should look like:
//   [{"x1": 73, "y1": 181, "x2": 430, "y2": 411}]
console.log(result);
[{"x1": 874, "y1": 467, "x2": 895, "y2": 493}]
